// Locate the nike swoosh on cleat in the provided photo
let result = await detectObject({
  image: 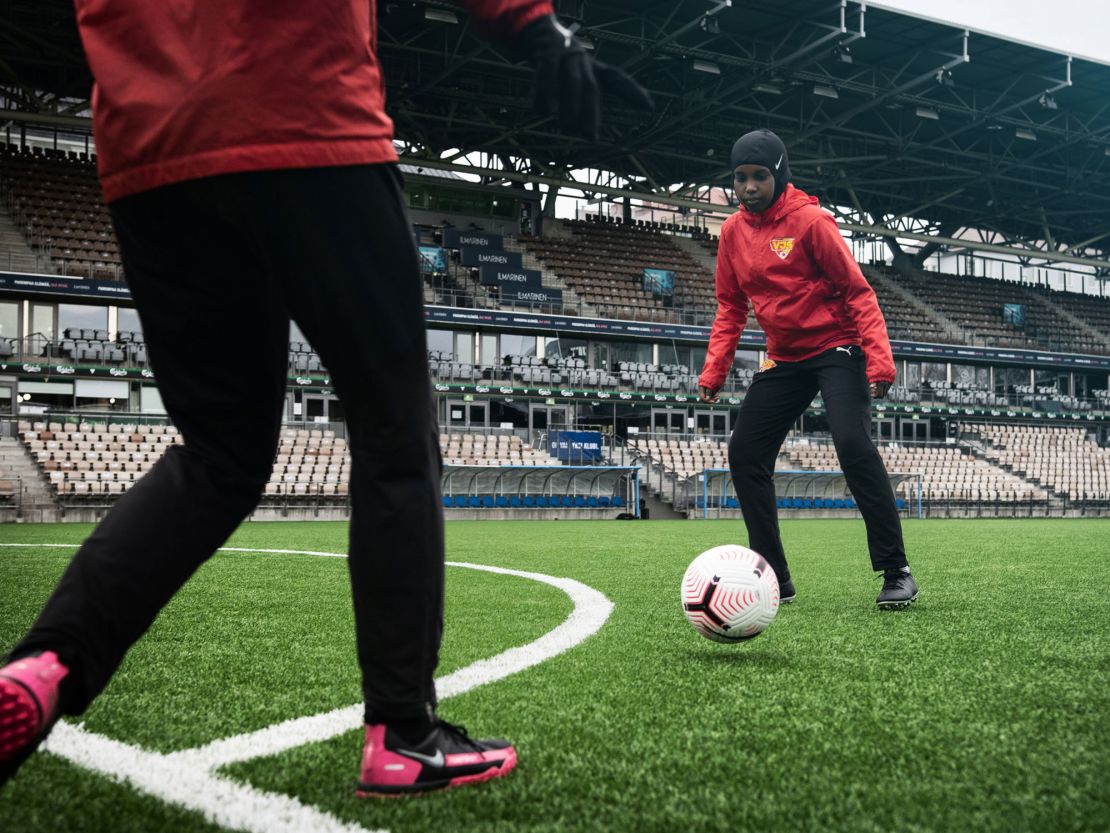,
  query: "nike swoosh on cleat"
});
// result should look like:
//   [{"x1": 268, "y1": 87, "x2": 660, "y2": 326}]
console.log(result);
[
  {"x1": 774, "y1": 153, "x2": 783, "y2": 170},
  {"x1": 395, "y1": 748, "x2": 445, "y2": 767}
]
